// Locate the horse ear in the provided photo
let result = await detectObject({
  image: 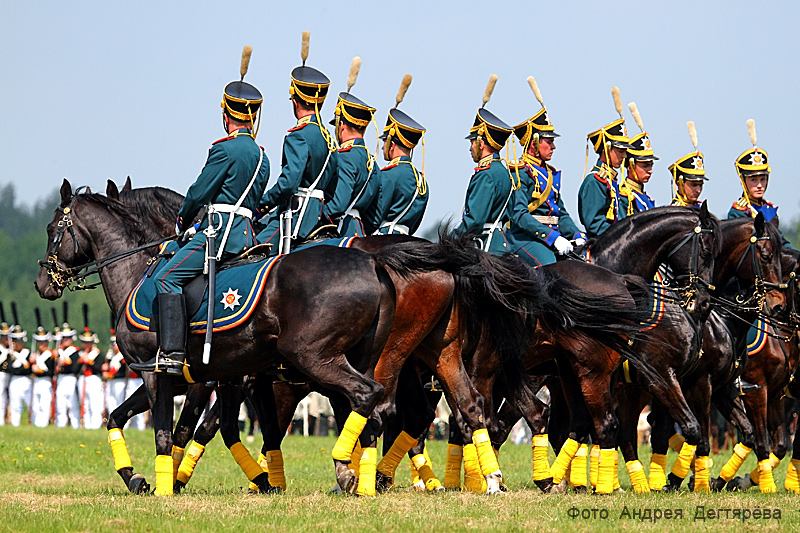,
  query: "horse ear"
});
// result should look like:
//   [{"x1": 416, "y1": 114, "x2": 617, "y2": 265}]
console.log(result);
[
  {"x1": 699, "y1": 200, "x2": 709, "y2": 219},
  {"x1": 106, "y1": 180, "x2": 120, "y2": 200},
  {"x1": 122, "y1": 176, "x2": 132, "y2": 191},
  {"x1": 85, "y1": 186, "x2": 92, "y2": 194},
  {"x1": 60, "y1": 179, "x2": 72, "y2": 205},
  {"x1": 754, "y1": 211, "x2": 766, "y2": 236},
  {"x1": 769, "y1": 215, "x2": 780, "y2": 230}
]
